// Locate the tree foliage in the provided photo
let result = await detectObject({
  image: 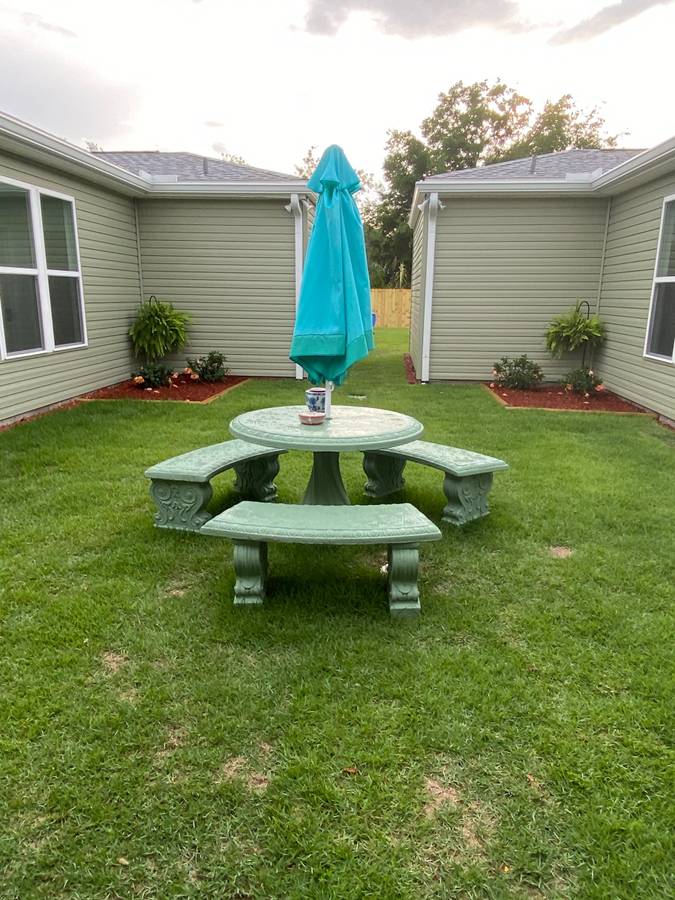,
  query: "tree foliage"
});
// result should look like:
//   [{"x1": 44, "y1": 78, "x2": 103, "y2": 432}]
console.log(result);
[{"x1": 368, "y1": 81, "x2": 617, "y2": 286}]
